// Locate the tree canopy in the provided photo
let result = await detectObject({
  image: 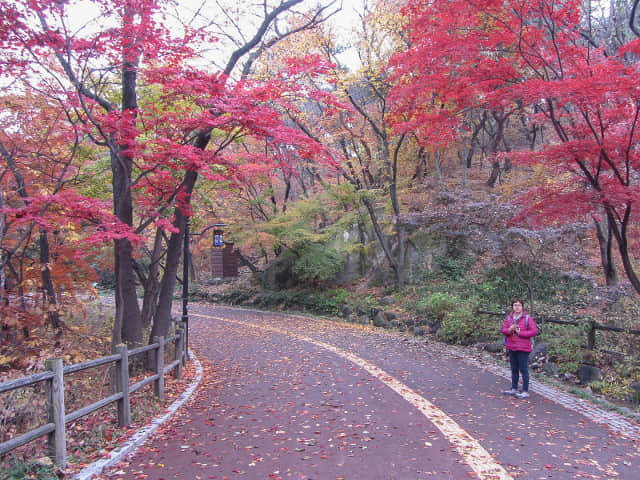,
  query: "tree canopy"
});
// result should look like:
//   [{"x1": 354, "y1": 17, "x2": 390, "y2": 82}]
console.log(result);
[
  {"x1": 389, "y1": 0, "x2": 640, "y2": 294},
  {"x1": 2, "y1": 0, "x2": 640, "y2": 352}
]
